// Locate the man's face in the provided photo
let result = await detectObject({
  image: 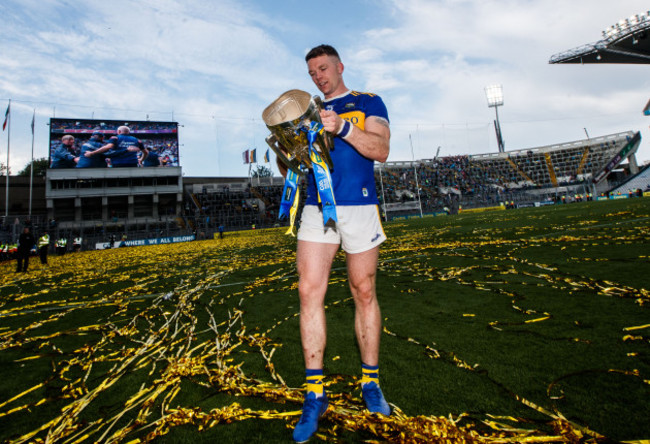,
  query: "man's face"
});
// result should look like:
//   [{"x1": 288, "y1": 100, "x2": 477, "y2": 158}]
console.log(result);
[
  {"x1": 307, "y1": 54, "x2": 343, "y2": 98},
  {"x1": 63, "y1": 137, "x2": 74, "y2": 147}
]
